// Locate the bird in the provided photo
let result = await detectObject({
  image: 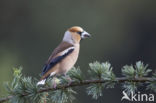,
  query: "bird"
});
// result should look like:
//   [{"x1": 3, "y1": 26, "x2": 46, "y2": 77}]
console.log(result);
[{"x1": 37, "y1": 26, "x2": 91, "y2": 86}]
